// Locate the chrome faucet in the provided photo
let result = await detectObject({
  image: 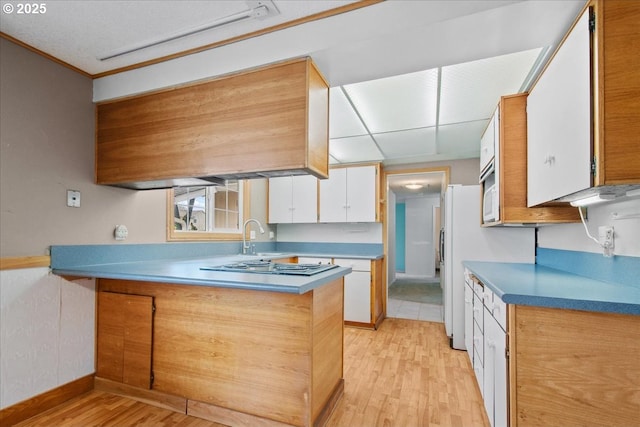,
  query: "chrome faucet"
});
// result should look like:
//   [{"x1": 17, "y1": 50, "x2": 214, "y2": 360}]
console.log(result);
[{"x1": 242, "y1": 218, "x2": 265, "y2": 254}]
